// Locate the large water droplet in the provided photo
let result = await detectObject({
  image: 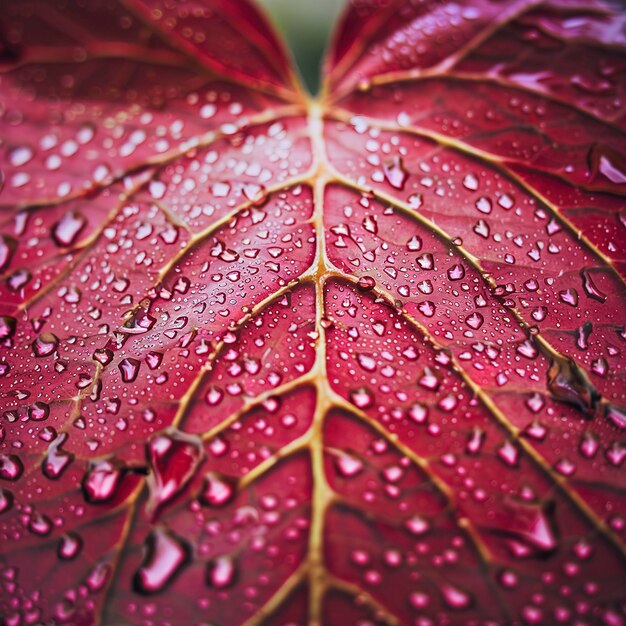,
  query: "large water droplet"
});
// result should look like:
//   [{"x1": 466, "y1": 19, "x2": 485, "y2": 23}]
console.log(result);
[
  {"x1": 119, "y1": 358, "x2": 140, "y2": 383},
  {"x1": 133, "y1": 528, "x2": 191, "y2": 594},
  {"x1": 82, "y1": 457, "x2": 127, "y2": 503},
  {"x1": 604, "y1": 404, "x2": 626, "y2": 430},
  {"x1": 498, "y1": 498, "x2": 558, "y2": 555},
  {"x1": 383, "y1": 156, "x2": 408, "y2": 189},
  {"x1": 0, "y1": 488, "x2": 14, "y2": 513},
  {"x1": 52, "y1": 212, "x2": 87, "y2": 247},
  {"x1": 0, "y1": 316, "x2": 16, "y2": 341},
  {"x1": 32, "y1": 333, "x2": 59, "y2": 358},
  {"x1": 580, "y1": 269, "x2": 607, "y2": 303},
  {"x1": 0, "y1": 235, "x2": 16, "y2": 272},
  {"x1": 146, "y1": 429, "x2": 204, "y2": 517},
  {"x1": 206, "y1": 554, "x2": 237, "y2": 589},
  {"x1": 441, "y1": 583, "x2": 473, "y2": 610},
  {"x1": 547, "y1": 357, "x2": 599, "y2": 414},
  {"x1": 200, "y1": 472, "x2": 236, "y2": 507},
  {"x1": 334, "y1": 451, "x2": 364, "y2": 477},
  {"x1": 42, "y1": 433, "x2": 74, "y2": 479},
  {"x1": 349, "y1": 387, "x2": 374, "y2": 409},
  {"x1": 0, "y1": 454, "x2": 23, "y2": 481},
  {"x1": 58, "y1": 532, "x2": 83, "y2": 560}
]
